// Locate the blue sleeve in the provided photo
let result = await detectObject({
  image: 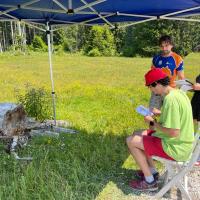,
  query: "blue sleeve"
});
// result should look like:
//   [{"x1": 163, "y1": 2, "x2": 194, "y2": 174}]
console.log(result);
[
  {"x1": 176, "y1": 61, "x2": 184, "y2": 71},
  {"x1": 152, "y1": 55, "x2": 158, "y2": 67}
]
